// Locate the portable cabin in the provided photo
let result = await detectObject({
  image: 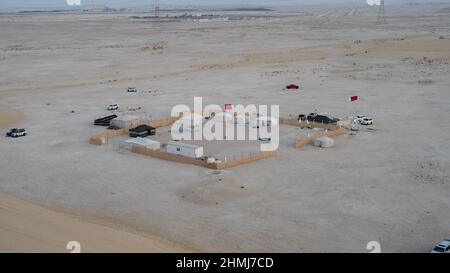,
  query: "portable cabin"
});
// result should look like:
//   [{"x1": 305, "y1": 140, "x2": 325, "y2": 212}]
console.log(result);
[{"x1": 166, "y1": 141, "x2": 203, "y2": 158}]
